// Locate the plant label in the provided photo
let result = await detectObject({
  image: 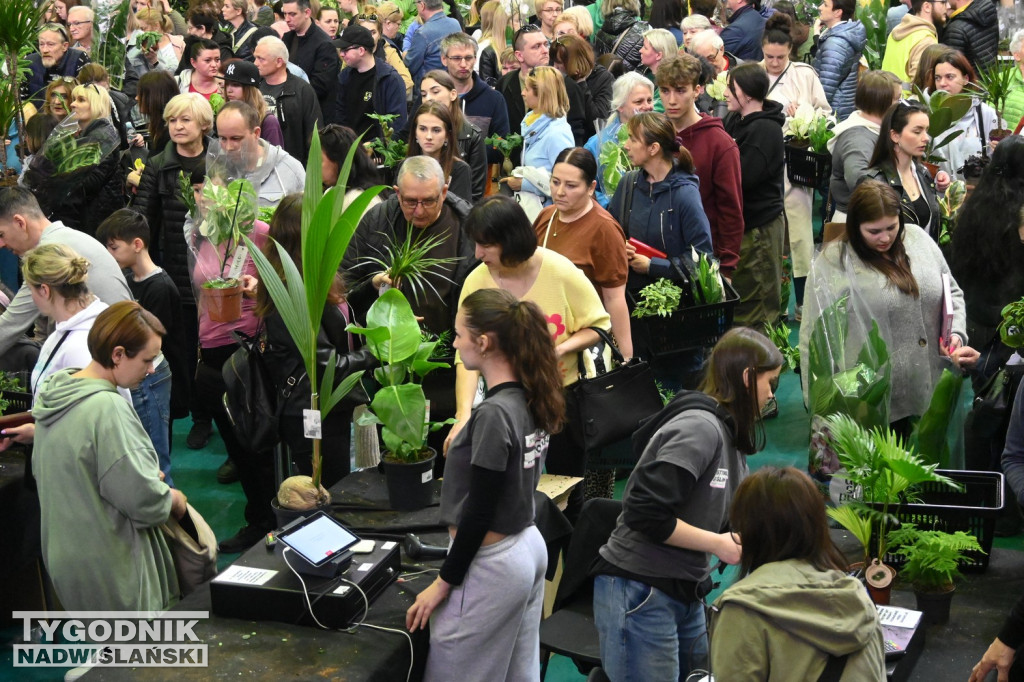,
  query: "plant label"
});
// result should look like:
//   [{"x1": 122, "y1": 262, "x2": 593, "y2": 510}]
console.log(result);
[
  {"x1": 227, "y1": 244, "x2": 249, "y2": 281},
  {"x1": 302, "y1": 409, "x2": 322, "y2": 439}
]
